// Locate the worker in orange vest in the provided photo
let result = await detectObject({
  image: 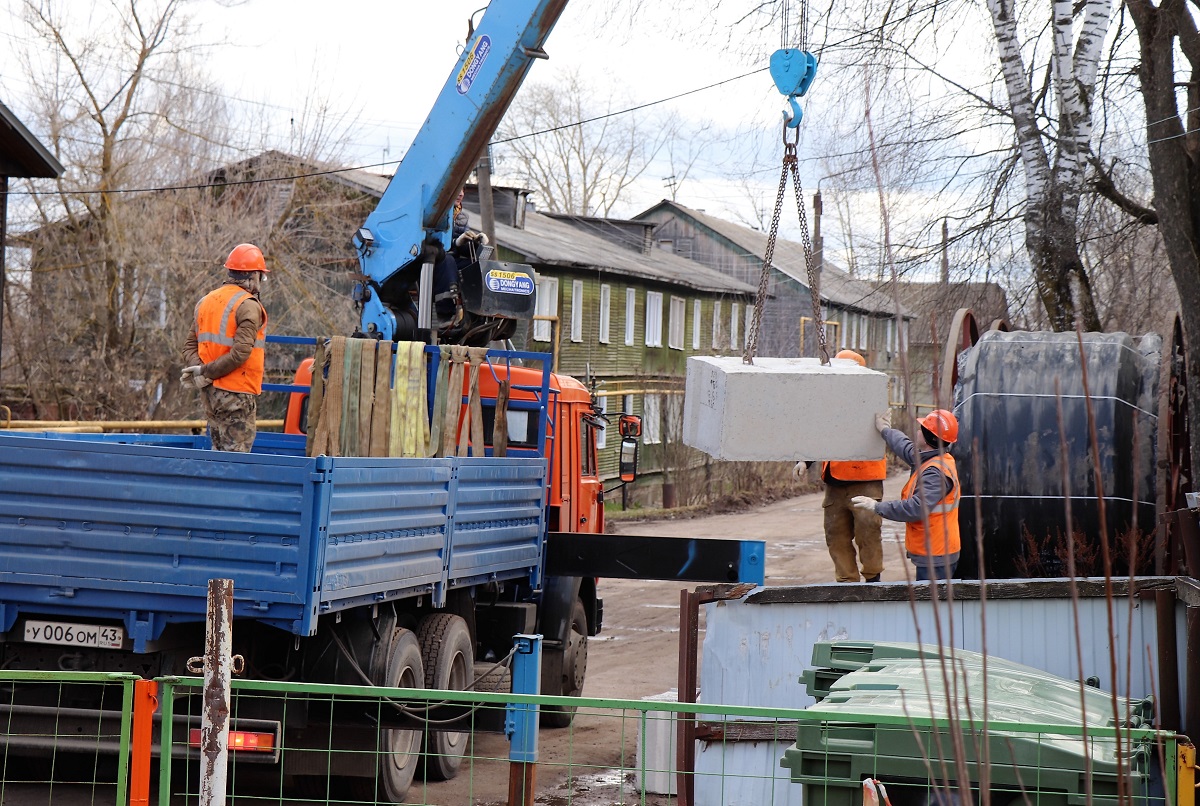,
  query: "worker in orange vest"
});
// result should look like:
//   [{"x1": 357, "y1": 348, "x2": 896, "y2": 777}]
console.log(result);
[
  {"x1": 853, "y1": 408, "x2": 961, "y2": 581},
  {"x1": 794, "y1": 350, "x2": 889, "y2": 582},
  {"x1": 181, "y1": 243, "x2": 269, "y2": 452}
]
